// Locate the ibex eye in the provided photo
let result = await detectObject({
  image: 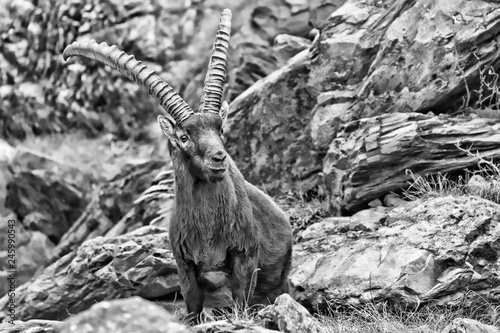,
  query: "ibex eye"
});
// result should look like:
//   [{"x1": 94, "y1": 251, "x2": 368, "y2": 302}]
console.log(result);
[{"x1": 180, "y1": 135, "x2": 188, "y2": 143}]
